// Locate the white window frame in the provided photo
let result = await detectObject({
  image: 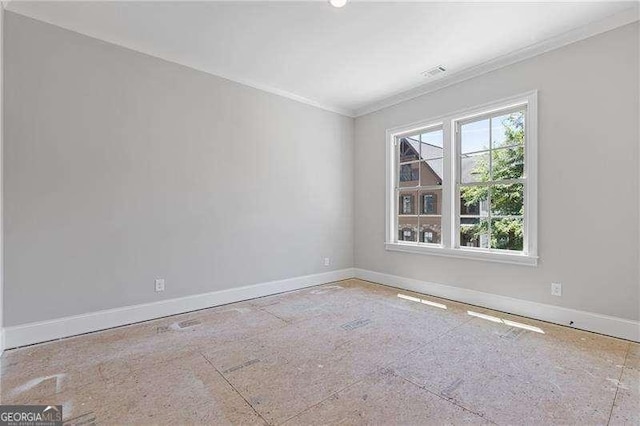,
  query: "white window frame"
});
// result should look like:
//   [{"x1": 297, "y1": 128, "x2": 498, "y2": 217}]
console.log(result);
[{"x1": 385, "y1": 91, "x2": 538, "y2": 266}]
